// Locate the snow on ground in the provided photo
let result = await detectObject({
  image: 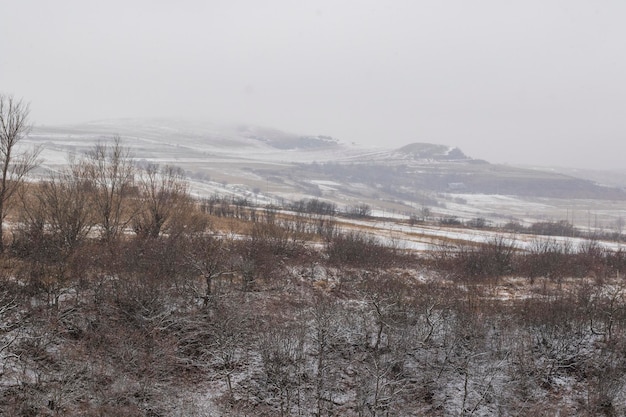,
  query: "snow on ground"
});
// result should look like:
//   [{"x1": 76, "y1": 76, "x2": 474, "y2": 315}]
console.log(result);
[
  {"x1": 369, "y1": 210, "x2": 409, "y2": 220},
  {"x1": 337, "y1": 216, "x2": 624, "y2": 253},
  {"x1": 438, "y1": 193, "x2": 559, "y2": 223},
  {"x1": 23, "y1": 121, "x2": 626, "y2": 251}
]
